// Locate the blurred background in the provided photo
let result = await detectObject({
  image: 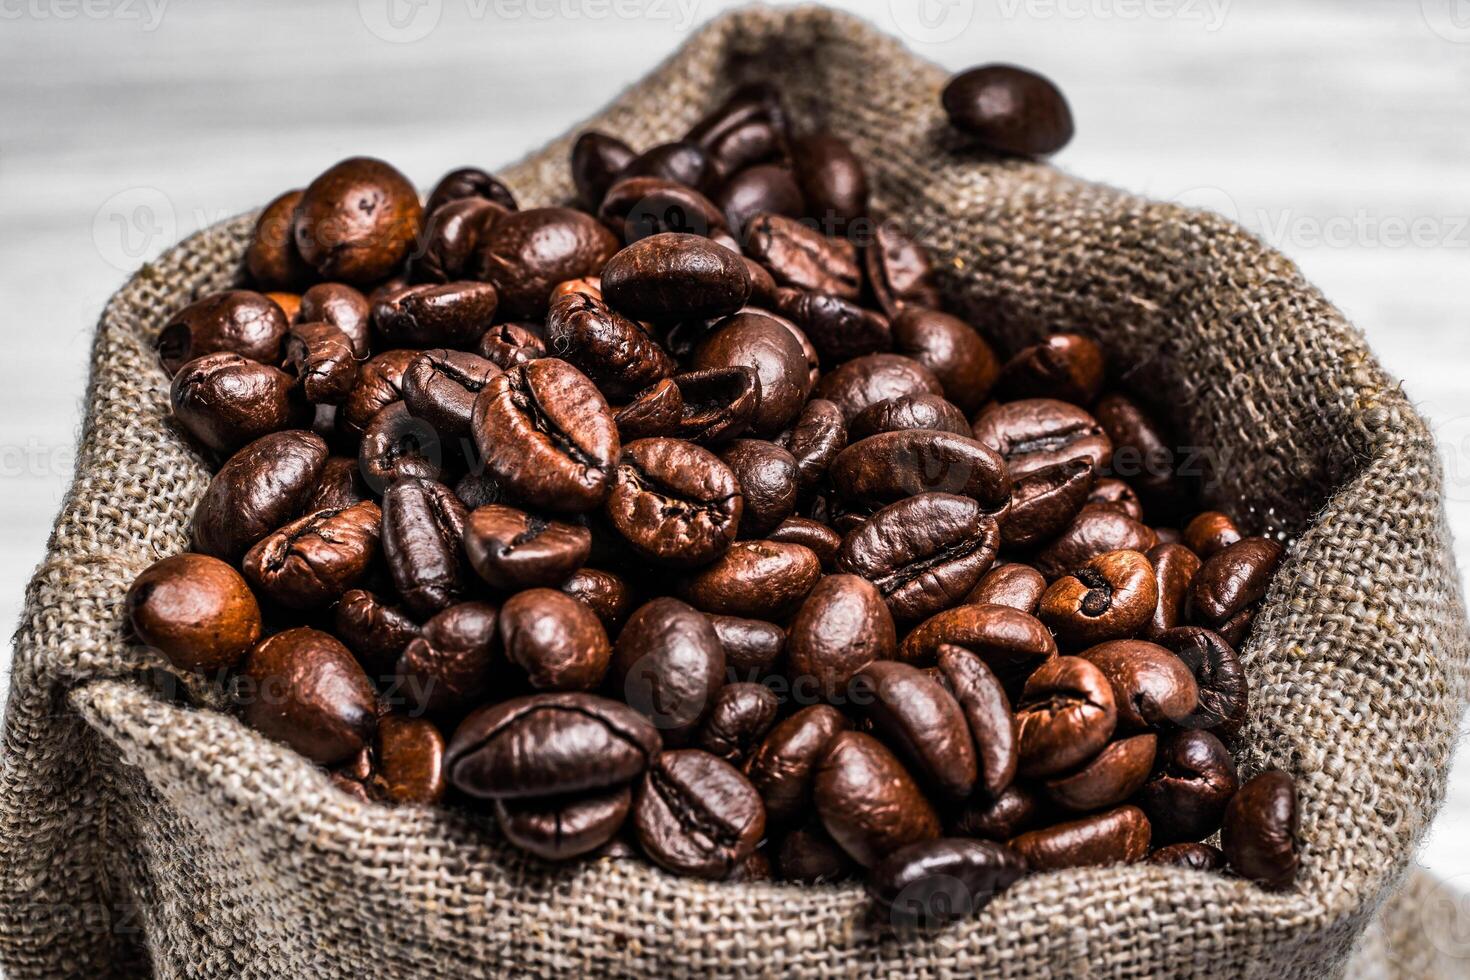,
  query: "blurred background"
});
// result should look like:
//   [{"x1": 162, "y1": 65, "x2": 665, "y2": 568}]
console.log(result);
[{"x1": 1, "y1": 0, "x2": 1466, "y2": 939}]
